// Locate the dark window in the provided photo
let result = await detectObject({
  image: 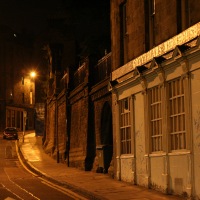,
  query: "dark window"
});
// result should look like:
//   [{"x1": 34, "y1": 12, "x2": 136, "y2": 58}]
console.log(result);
[
  {"x1": 177, "y1": 0, "x2": 190, "y2": 33},
  {"x1": 11, "y1": 111, "x2": 15, "y2": 127},
  {"x1": 119, "y1": 1, "x2": 127, "y2": 66},
  {"x1": 145, "y1": 0, "x2": 156, "y2": 51},
  {"x1": 149, "y1": 0, "x2": 156, "y2": 48},
  {"x1": 17, "y1": 111, "x2": 21, "y2": 129},
  {"x1": 22, "y1": 93, "x2": 24, "y2": 103}
]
